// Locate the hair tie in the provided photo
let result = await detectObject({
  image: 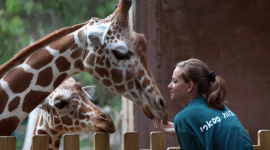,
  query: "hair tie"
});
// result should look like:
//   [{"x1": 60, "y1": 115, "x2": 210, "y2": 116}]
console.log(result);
[{"x1": 208, "y1": 71, "x2": 216, "y2": 82}]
